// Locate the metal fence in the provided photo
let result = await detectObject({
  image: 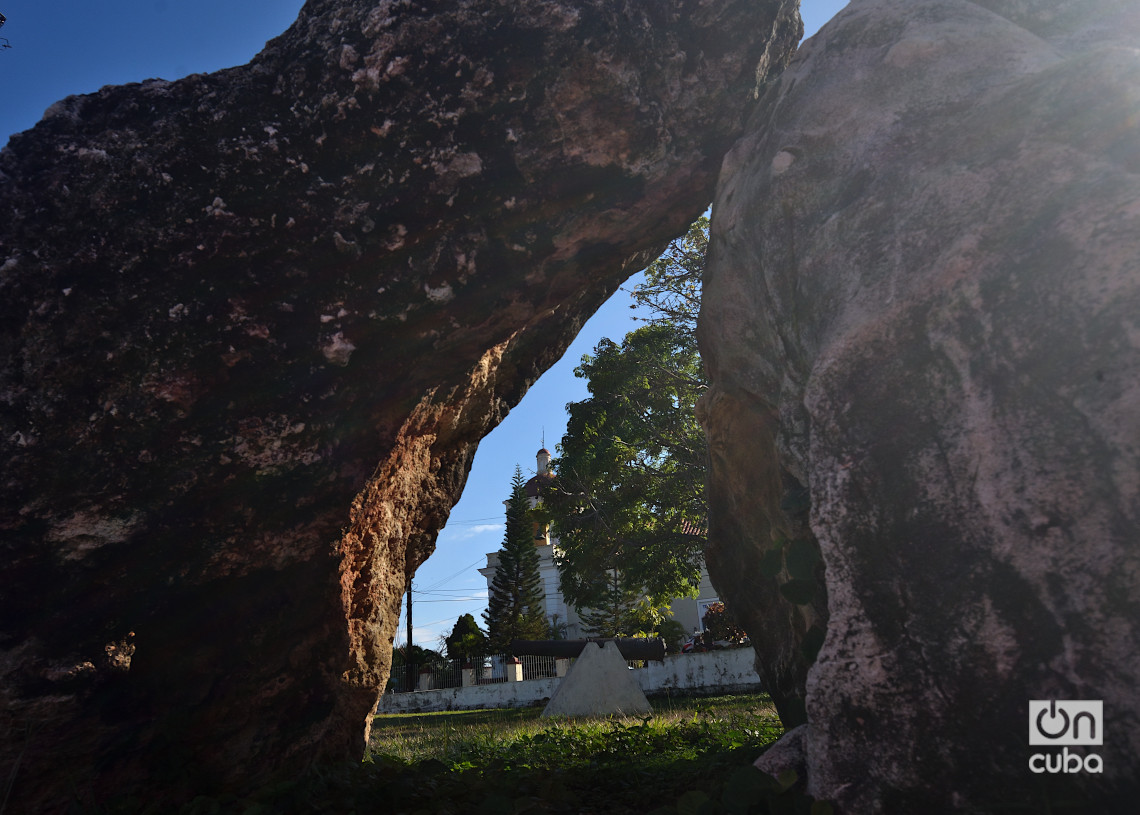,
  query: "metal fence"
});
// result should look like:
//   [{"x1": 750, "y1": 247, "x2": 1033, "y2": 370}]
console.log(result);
[{"x1": 386, "y1": 653, "x2": 568, "y2": 694}]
